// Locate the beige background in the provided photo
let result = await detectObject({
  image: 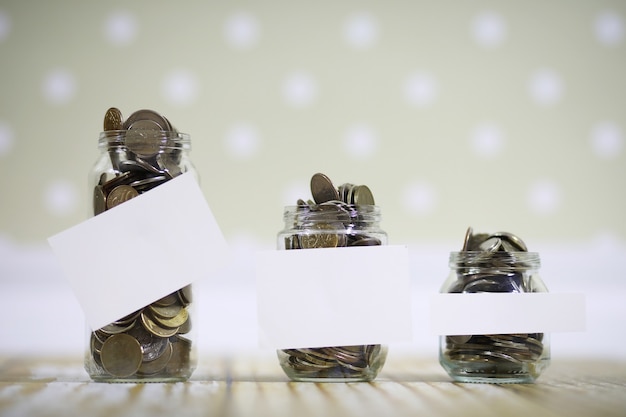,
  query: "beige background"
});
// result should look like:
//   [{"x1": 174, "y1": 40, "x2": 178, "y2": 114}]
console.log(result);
[
  {"x1": 0, "y1": 1, "x2": 625, "y2": 358},
  {"x1": 1, "y1": 0, "x2": 624, "y2": 245}
]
